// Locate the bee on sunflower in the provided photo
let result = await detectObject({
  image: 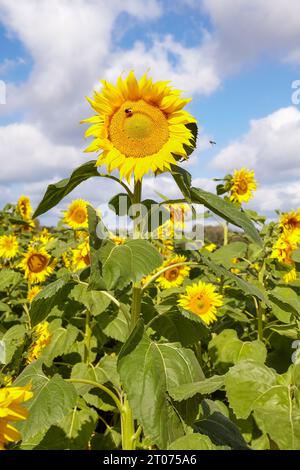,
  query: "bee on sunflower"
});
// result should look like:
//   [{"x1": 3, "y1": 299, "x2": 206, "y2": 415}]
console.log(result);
[
  {"x1": 19, "y1": 247, "x2": 55, "y2": 284},
  {"x1": 178, "y1": 281, "x2": 223, "y2": 325},
  {"x1": 81, "y1": 71, "x2": 196, "y2": 181}
]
